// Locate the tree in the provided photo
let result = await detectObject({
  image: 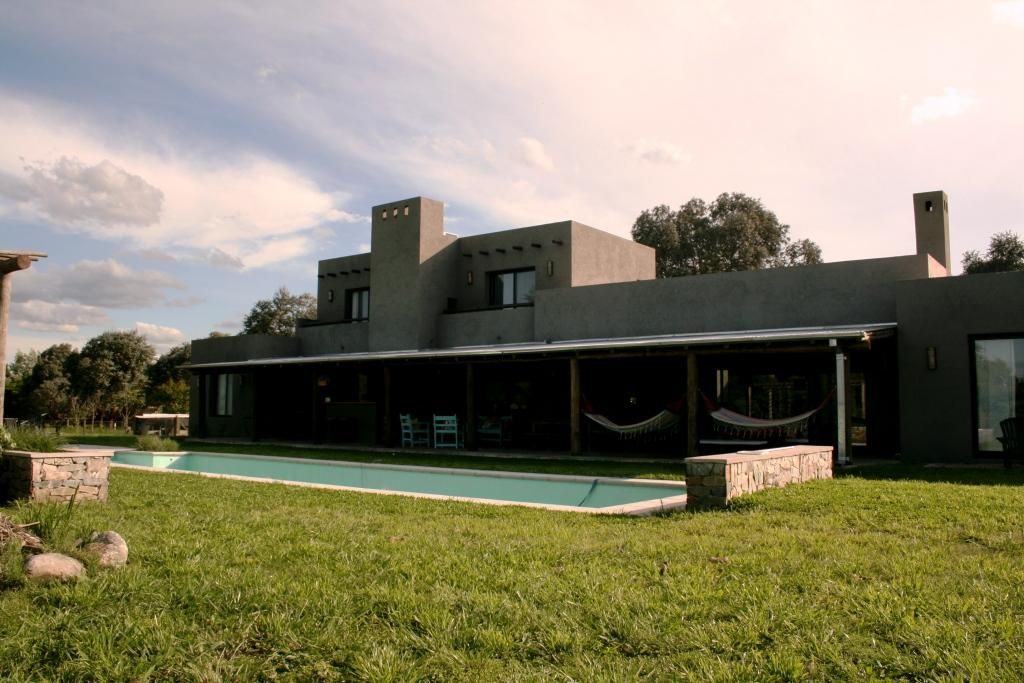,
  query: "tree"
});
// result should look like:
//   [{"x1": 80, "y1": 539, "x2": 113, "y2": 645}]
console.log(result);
[
  {"x1": 631, "y1": 193, "x2": 823, "y2": 277},
  {"x1": 962, "y1": 230, "x2": 1024, "y2": 274},
  {"x1": 76, "y1": 331, "x2": 155, "y2": 427},
  {"x1": 147, "y1": 342, "x2": 191, "y2": 412},
  {"x1": 241, "y1": 286, "x2": 317, "y2": 336},
  {"x1": 4, "y1": 349, "x2": 39, "y2": 418},
  {"x1": 23, "y1": 344, "x2": 76, "y2": 423}
]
